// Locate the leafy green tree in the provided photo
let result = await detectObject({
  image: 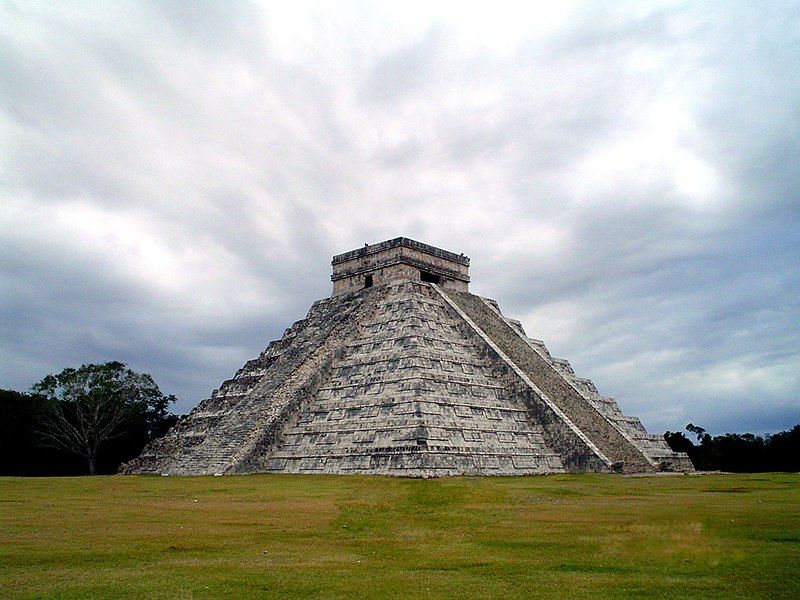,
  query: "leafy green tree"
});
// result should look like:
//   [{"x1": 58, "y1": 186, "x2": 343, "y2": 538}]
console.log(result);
[{"x1": 32, "y1": 362, "x2": 175, "y2": 474}]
